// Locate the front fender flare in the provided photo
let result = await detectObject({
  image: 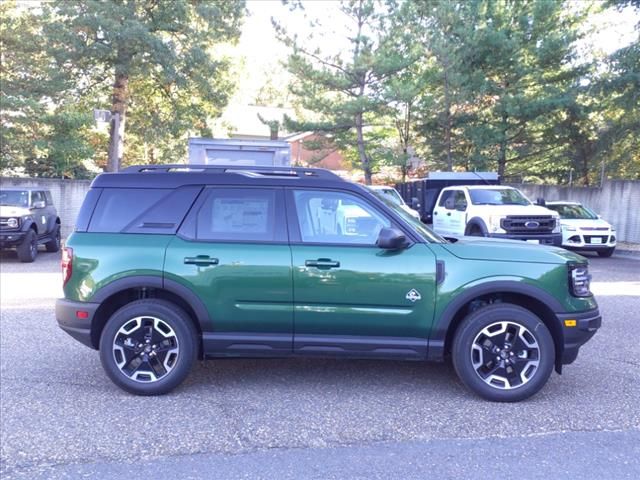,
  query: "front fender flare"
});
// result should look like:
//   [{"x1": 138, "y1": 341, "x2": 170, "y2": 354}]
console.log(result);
[{"x1": 427, "y1": 280, "x2": 564, "y2": 361}]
